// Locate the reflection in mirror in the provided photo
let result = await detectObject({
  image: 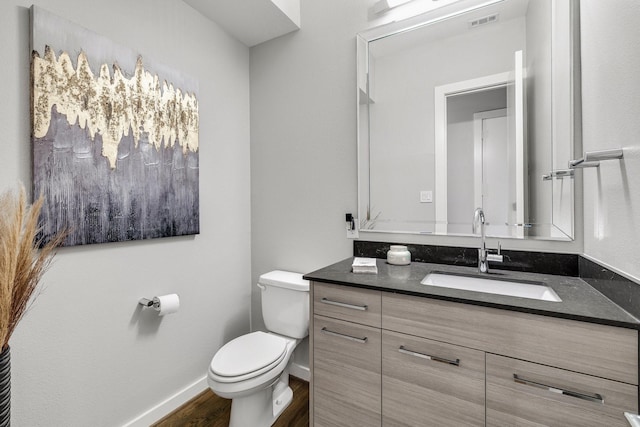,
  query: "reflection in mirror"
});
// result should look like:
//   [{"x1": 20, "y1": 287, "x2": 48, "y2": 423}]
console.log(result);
[{"x1": 357, "y1": 0, "x2": 577, "y2": 240}]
